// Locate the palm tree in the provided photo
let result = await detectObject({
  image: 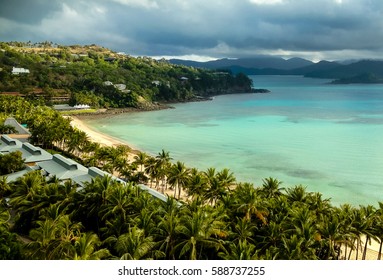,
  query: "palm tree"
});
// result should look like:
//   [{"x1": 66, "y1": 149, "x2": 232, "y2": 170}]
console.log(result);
[
  {"x1": 318, "y1": 213, "x2": 343, "y2": 259},
  {"x1": 73, "y1": 232, "x2": 110, "y2": 260},
  {"x1": 259, "y1": 220, "x2": 286, "y2": 257},
  {"x1": 155, "y1": 149, "x2": 172, "y2": 192},
  {"x1": 132, "y1": 208, "x2": 157, "y2": 236},
  {"x1": 168, "y1": 161, "x2": 190, "y2": 199},
  {"x1": 25, "y1": 218, "x2": 60, "y2": 259},
  {"x1": 375, "y1": 202, "x2": 383, "y2": 260},
  {"x1": 280, "y1": 234, "x2": 317, "y2": 260},
  {"x1": 336, "y1": 204, "x2": 356, "y2": 260},
  {"x1": 185, "y1": 168, "x2": 208, "y2": 198},
  {"x1": 100, "y1": 182, "x2": 133, "y2": 223},
  {"x1": 231, "y1": 216, "x2": 257, "y2": 244},
  {"x1": 235, "y1": 182, "x2": 268, "y2": 224},
  {"x1": 203, "y1": 167, "x2": 216, "y2": 183},
  {"x1": 259, "y1": 177, "x2": 284, "y2": 199},
  {"x1": 112, "y1": 226, "x2": 157, "y2": 260},
  {"x1": 155, "y1": 206, "x2": 180, "y2": 259},
  {"x1": 348, "y1": 208, "x2": 363, "y2": 260},
  {"x1": 72, "y1": 175, "x2": 116, "y2": 233},
  {"x1": 134, "y1": 151, "x2": 148, "y2": 173},
  {"x1": 9, "y1": 171, "x2": 47, "y2": 233},
  {"x1": 286, "y1": 185, "x2": 309, "y2": 205},
  {"x1": 360, "y1": 205, "x2": 376, "y2": 260},
  {"x1": 219, "y1": 240, "x2": 258, "y2": 260},
  {"x1": 0, "y1": 205, "x2": 22, "y2": 259},
  {"x1": 145, "y1": 156, "x2": 159, "y2": 188},
  {"x1": 216, "y1": 168, "x2": 236, "y2": 189},
  {"x1": 174, "y1": 207, "x2": 226, "y2": 260},
  {"x1": 26, "y1": 214, "x2": 82, "y2": 260},
  {"x1": 0, "y1": 177, "x2": 11, "y2": 199}
]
